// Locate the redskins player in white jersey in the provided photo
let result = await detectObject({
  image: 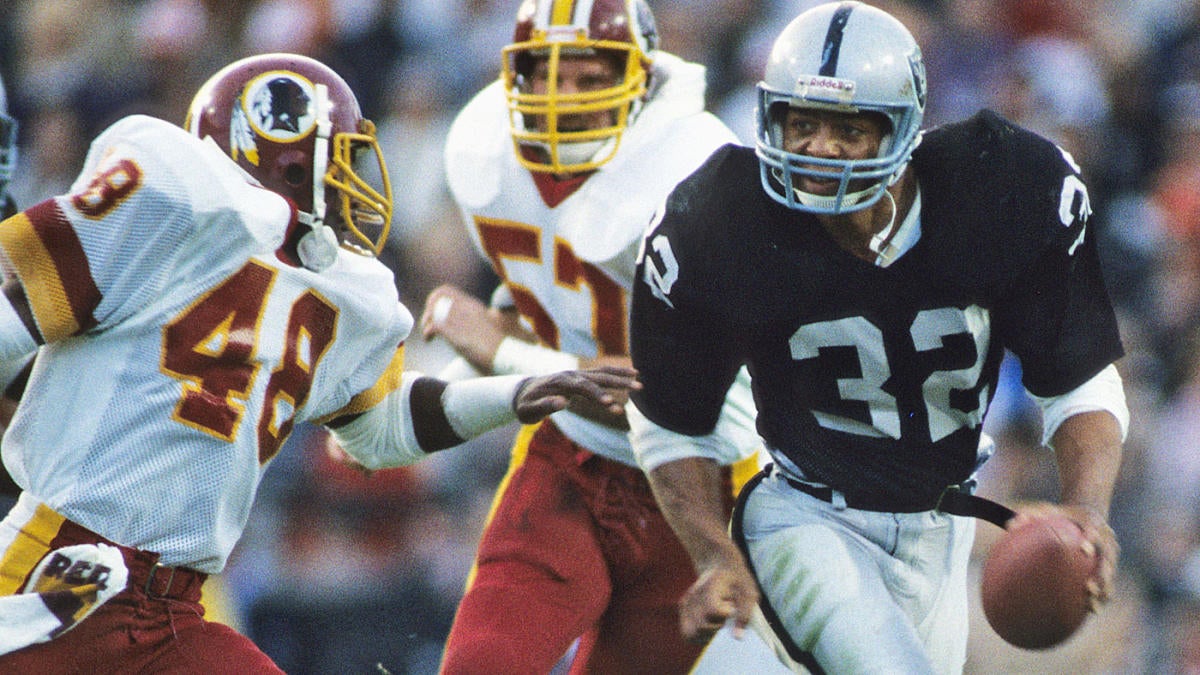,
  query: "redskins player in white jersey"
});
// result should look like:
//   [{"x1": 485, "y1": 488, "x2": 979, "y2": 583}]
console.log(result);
[
  {"x1": 420, "y1": 1, "x2": 766, "y2": 673},
  {"x1": 0, "y1": 53, "x2": 636, "y2": 672}
]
